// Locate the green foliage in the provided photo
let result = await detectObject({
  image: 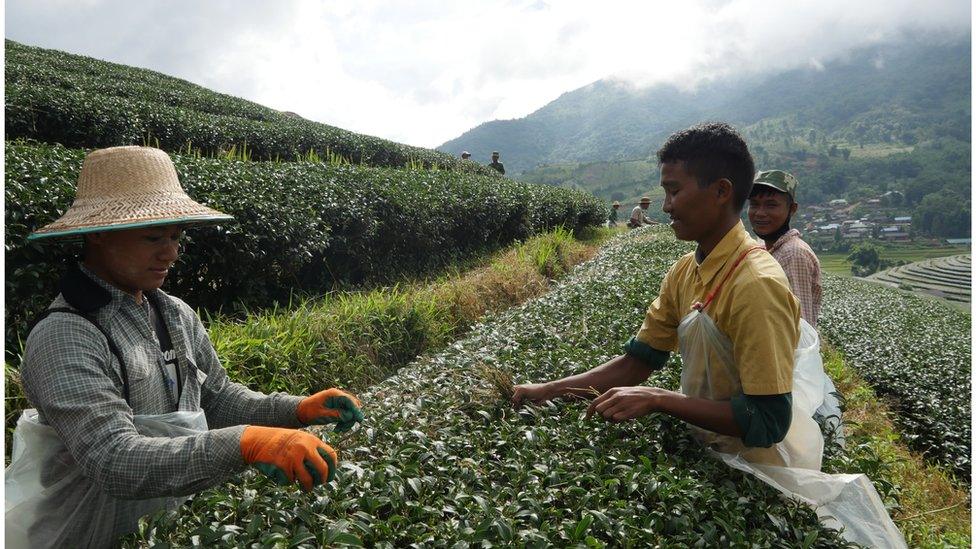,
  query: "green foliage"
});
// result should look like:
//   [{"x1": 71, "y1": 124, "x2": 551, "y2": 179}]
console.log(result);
[
  {"x1": 4, "y1": 40, "x2": 494, "y2": 176},
  {"x1": 204, "y1": 228, "x2": 593, "y2": 396},
  {"x1": 209, "y1": 291, "x2": 455, "y2": 397},
  {"x1": 4, "y1": 141, "x2": 604, "y2": 357},
  {"x1": 819, "y1": 274, "x2": 972, "y2": 481},
  {"x1": 914, "y1": 190, "x2": 971, "y2": 238},
  {"x1": 445, "y1": 39, "x2": 970, "y2": 238},
  {"x1": 126, "y1": 228, "x2": 854, "y2": 547},
  {"x1": 515, "y1": 226, "x2": 576, "y2": 279},
  {"x1": 847, "y1": 243, "x2": 883, "y2": 276}
]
